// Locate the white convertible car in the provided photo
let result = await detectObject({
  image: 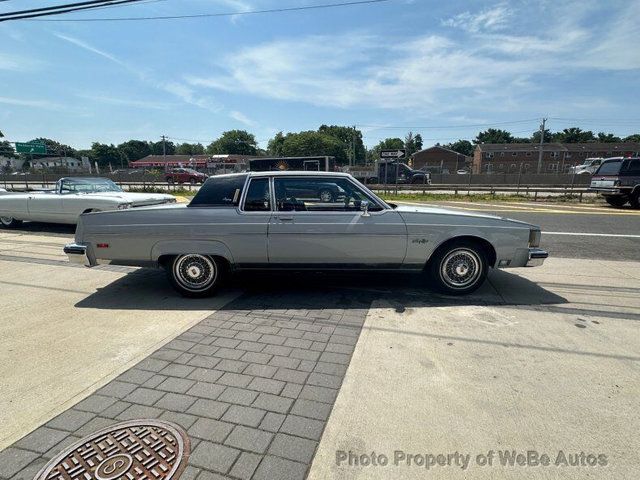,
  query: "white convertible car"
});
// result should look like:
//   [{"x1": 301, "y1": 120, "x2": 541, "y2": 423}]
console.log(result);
[{"x1": 0, "y1": 177, "x2": 176, "y2": 227}]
